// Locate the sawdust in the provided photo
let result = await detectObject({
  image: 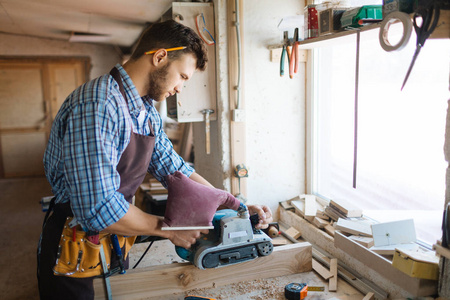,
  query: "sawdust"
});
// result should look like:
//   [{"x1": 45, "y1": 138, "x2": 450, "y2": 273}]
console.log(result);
[{"x1": 184, "y1": 277, "x2": 286, "y2": 300}]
